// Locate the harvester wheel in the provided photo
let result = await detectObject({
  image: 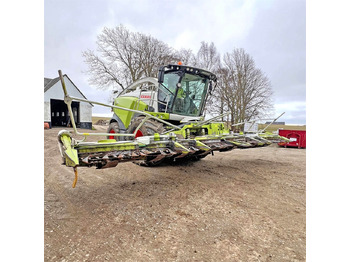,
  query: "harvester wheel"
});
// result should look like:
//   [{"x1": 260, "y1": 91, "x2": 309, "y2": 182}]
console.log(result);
[
  {"x1": 127, "y1": 116, "x2": 164, "y2": 138},
  {"x1": 127, "y1": 117, "x2": 166, "y2": 166},
  {"x1": 106, "y1": 121, "x2": 120, "y2": 140}
]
